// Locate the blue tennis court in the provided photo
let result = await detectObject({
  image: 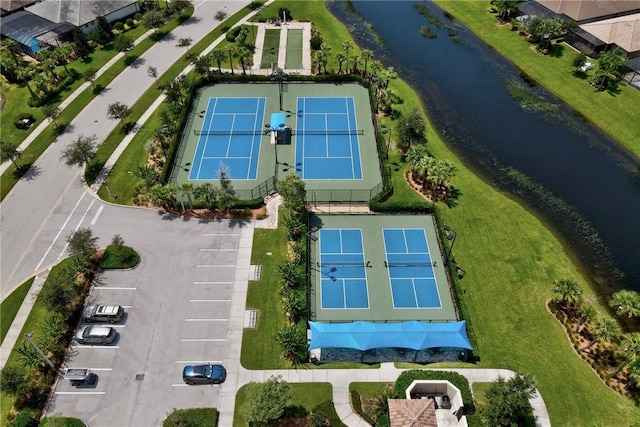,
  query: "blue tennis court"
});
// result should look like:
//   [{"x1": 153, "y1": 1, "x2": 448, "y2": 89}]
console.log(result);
[
  {"x1": 319, "y1": 229, "x2": 369, "y2": 309},
  {"x1": 295, "y1": 97, "x2": 363, "y2": 180},
  {"x1": 383, "y1": 229, "x2": 442, "y2": 309},
  {"x1": 189, "y1": 97, "x2": 265, "y2": 180}
]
